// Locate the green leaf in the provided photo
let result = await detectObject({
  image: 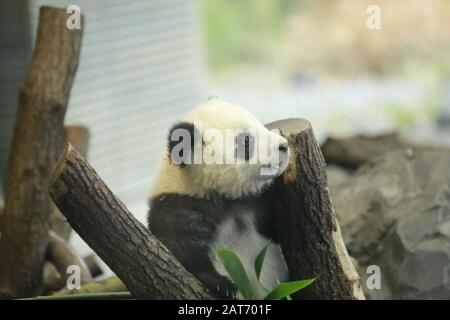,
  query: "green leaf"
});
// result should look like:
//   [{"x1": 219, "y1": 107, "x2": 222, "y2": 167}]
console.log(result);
[
  {"x1": 263, "y1": 278, "x2": 316, "y2": 300},
  {"x1": 258, "y1": 283, "x2": 270, "y2": 297},
  {"x1": 254, "y1": 243, "x2": 269, "y2": 281},
  {"x1": 217, "y1": 249, "x2": 253, "y2": 299}
]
